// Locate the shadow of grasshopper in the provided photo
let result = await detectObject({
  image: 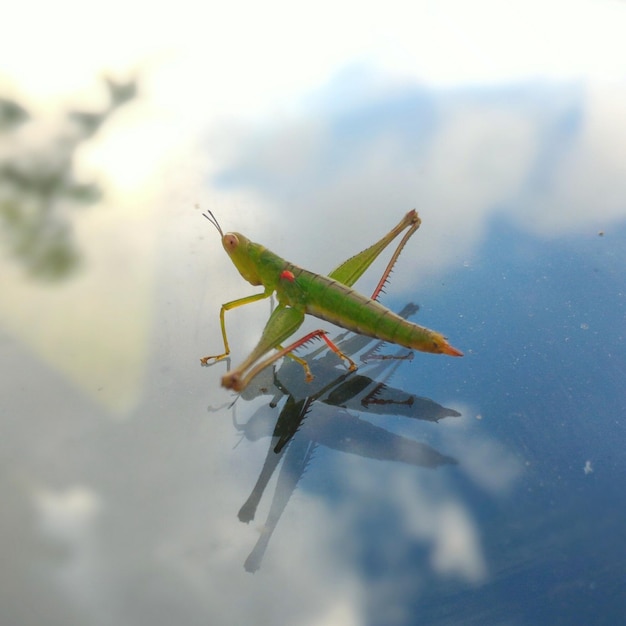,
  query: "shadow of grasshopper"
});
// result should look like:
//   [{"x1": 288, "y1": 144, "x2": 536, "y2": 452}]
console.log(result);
[{"x1": 223, "y1": 304, "x2": 461, "y2": 572}]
